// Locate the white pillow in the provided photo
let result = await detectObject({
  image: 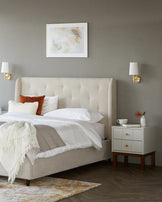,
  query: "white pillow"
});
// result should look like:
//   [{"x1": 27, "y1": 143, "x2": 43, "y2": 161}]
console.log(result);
[
  {"x1": 24, "y1": 95, "x2": 58, "y2": 115},
  {"x1": 8, "y1": 100, "x2": 38, "y2": 115},
  {"x1": 41, "y1": 96, "x2": 58, "y2": 115},
  {"x1": 44, "y1": 108, "x2": 104, "y2": 123}
]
